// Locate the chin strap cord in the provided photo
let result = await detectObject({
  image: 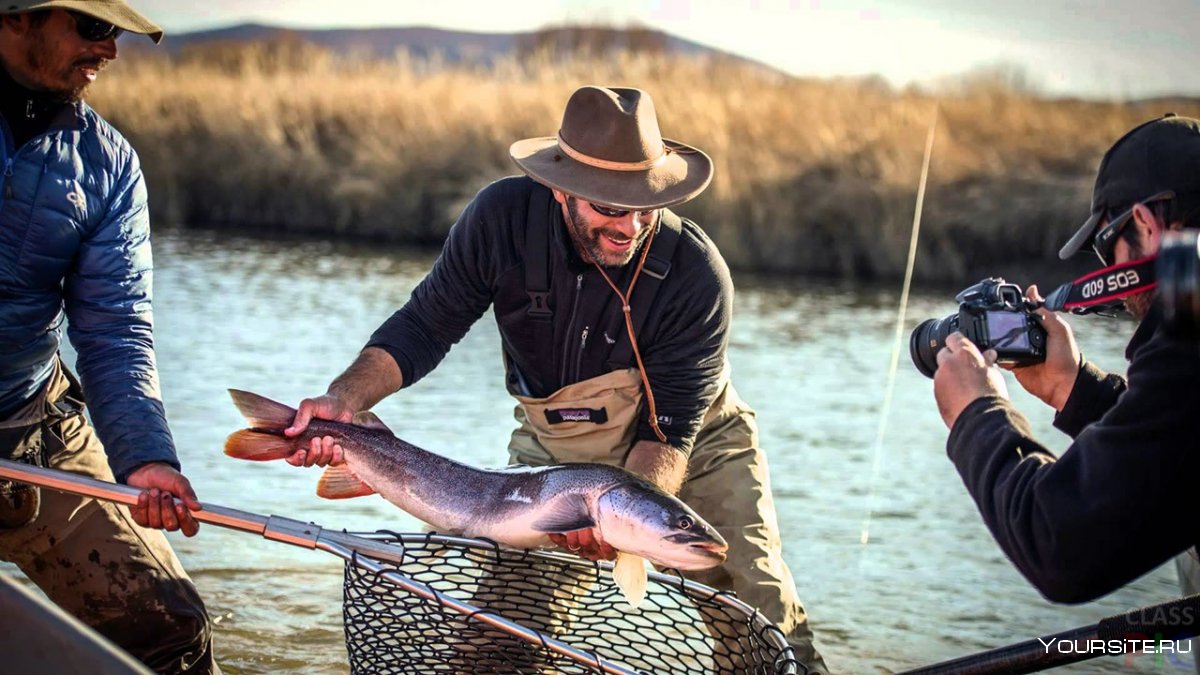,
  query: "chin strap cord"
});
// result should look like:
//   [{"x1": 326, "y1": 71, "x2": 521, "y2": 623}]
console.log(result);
[{"x1": 592, "y1": 220, "x2": 669, "y2": 444}]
